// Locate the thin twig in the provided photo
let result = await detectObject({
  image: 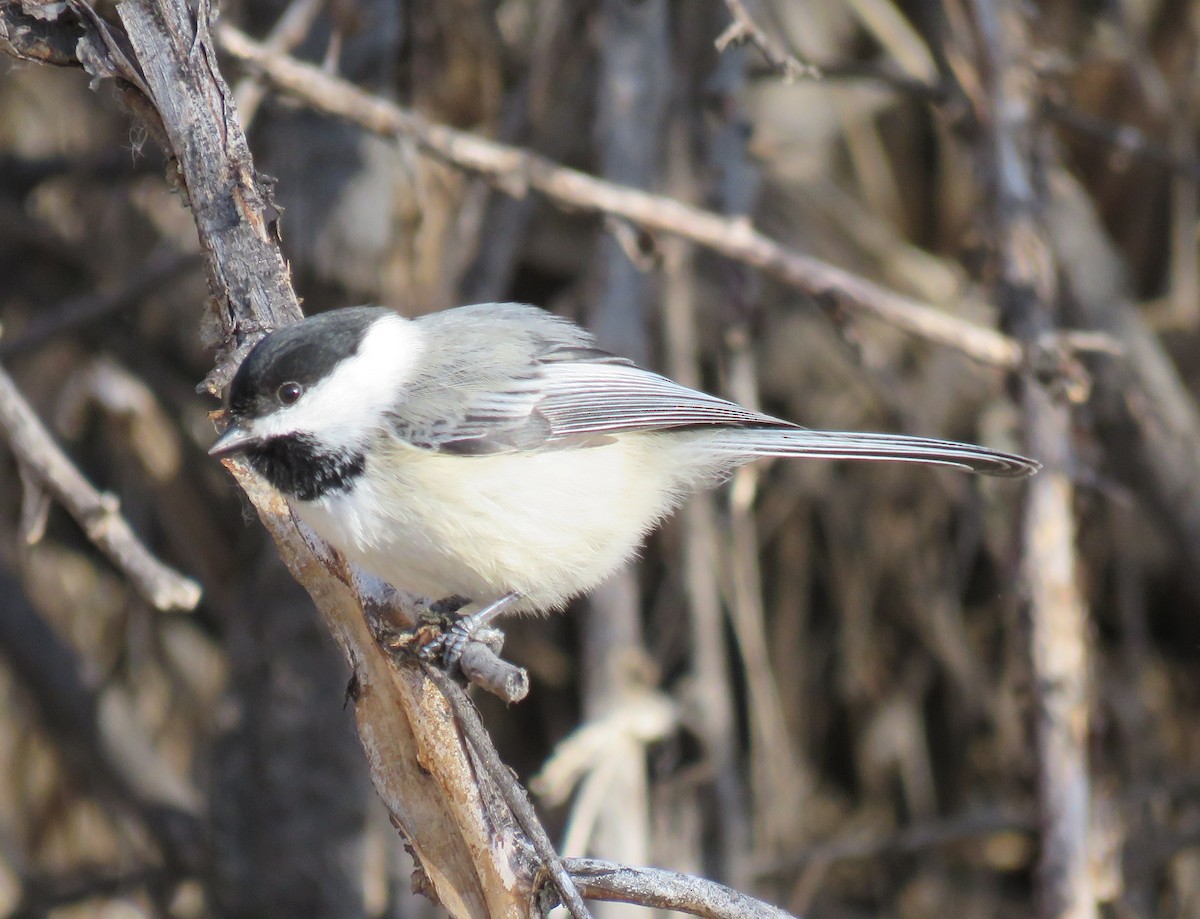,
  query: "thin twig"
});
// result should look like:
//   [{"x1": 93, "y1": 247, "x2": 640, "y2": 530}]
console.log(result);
[
  {"x1": 421, "y1": 662, "x2": 593, "y2": 919},
  {"x1": 563, "y1": 858, "x2": 797, "y2": 919},
  {"x1": 215, "y1": 24, "x2": 1025, "y2": 371},
  {"x1": 231, "y1": 0, "x2": 325, "y2": 129},
  {"x1": 0, "y1": 364, "x2": 202, "y2": 611},
  {"x1": 715, "y1": 0, "x2": 820, "y2": 82}
]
